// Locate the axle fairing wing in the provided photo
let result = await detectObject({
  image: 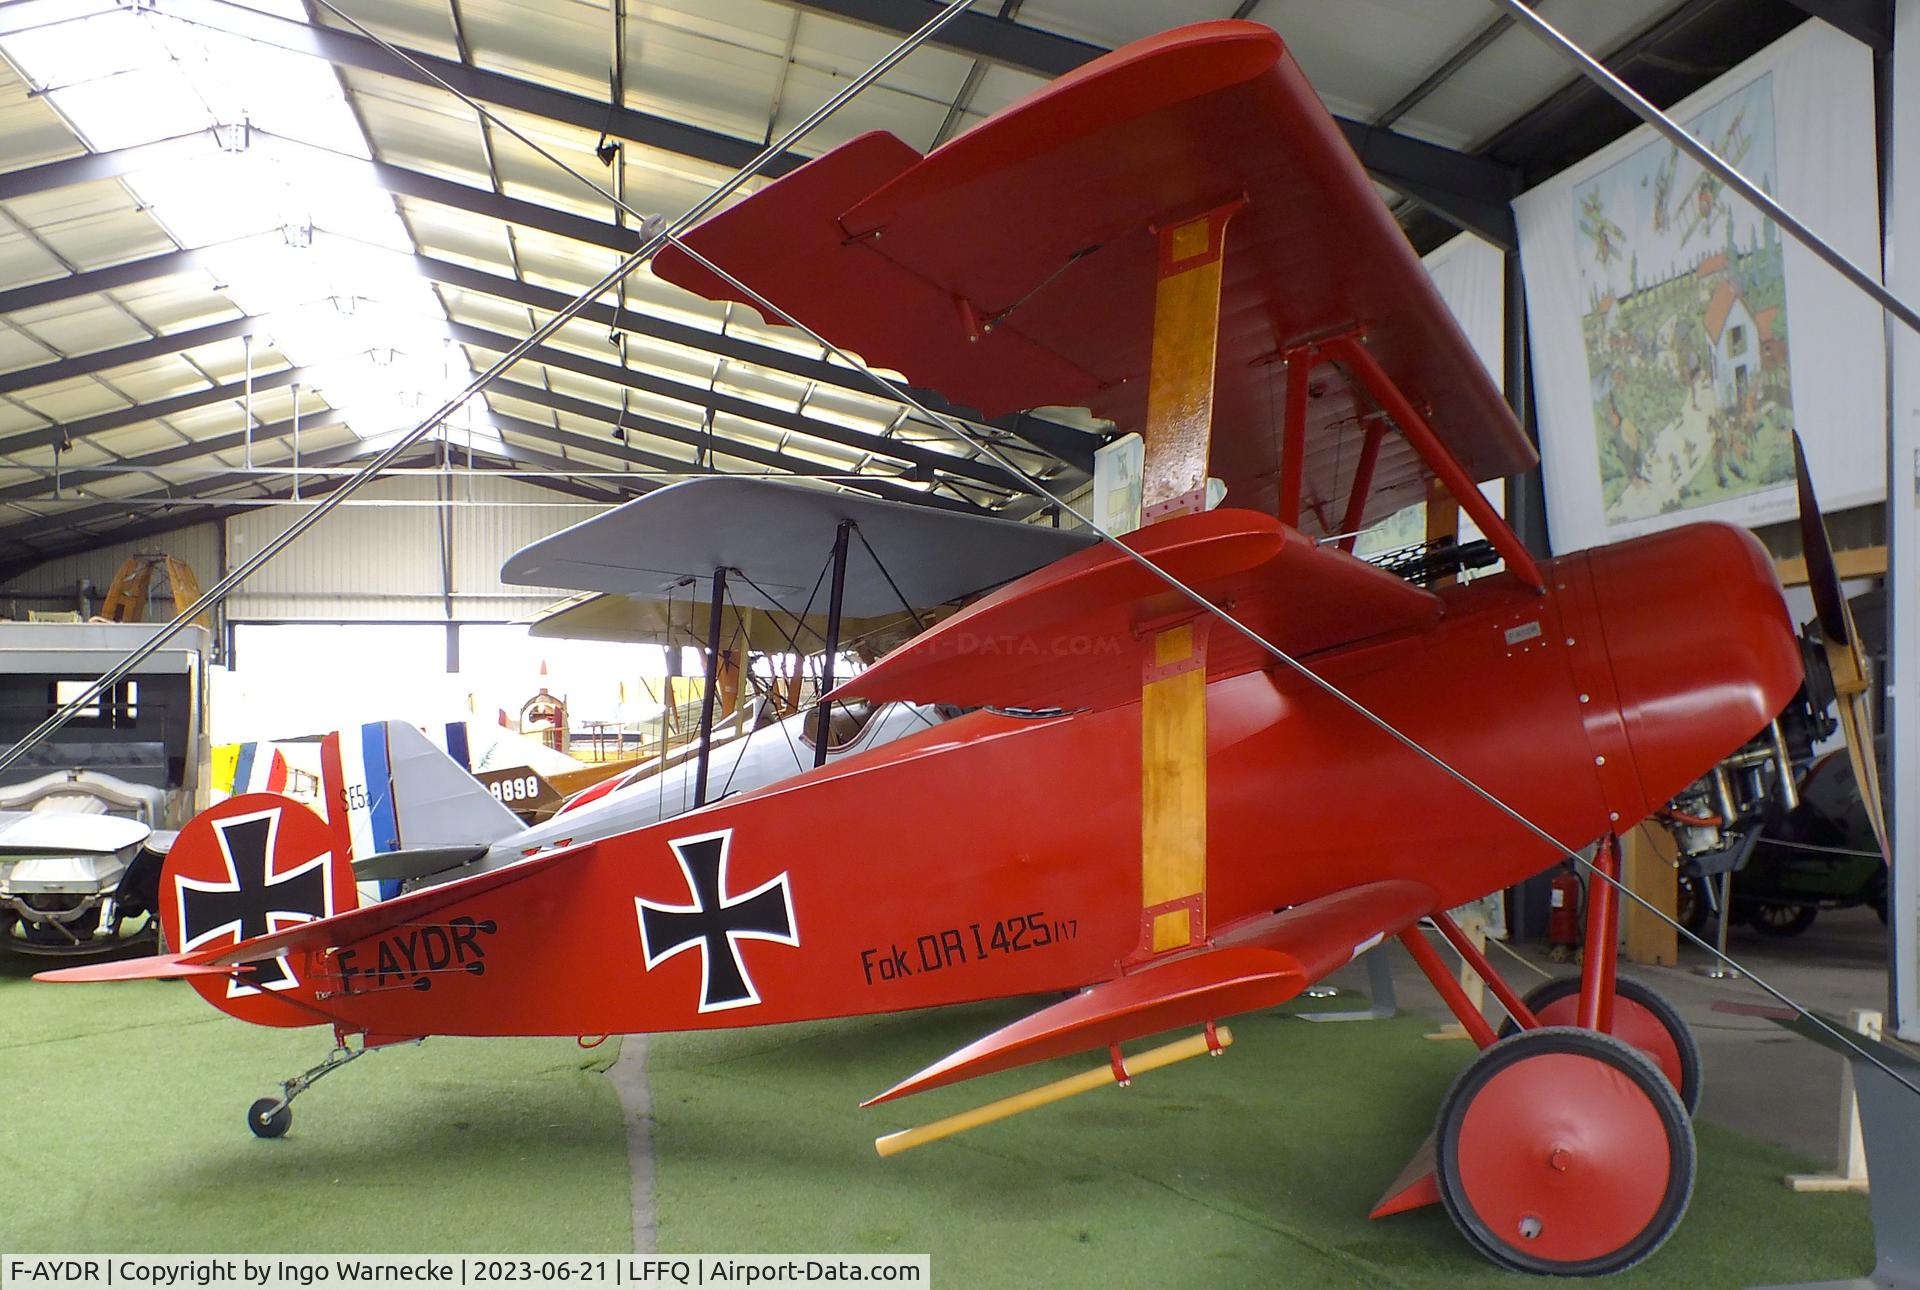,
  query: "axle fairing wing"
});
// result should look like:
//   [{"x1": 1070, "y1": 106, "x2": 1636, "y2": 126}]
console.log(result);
[
  {"x1": 654, "y1": 20, "x2": 1532, "y2": 537},
  {"x1": 867, "y1": 879, "x2": 1436, "y2": 1105}
]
